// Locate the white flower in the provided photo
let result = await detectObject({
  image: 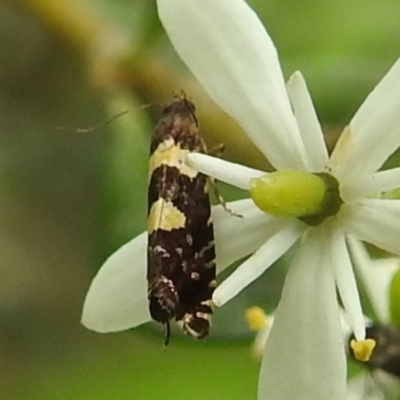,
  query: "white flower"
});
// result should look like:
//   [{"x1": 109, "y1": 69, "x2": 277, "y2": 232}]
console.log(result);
[
  {"x1": 245, "y1": 242, "x2": 400, "y2": 399},
  {"x1": 155, "y1": 0, "x2": 400, "y2": 399},
  {"x1": 82, "y1": 0, "x2": 400, "y2": 399}
]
